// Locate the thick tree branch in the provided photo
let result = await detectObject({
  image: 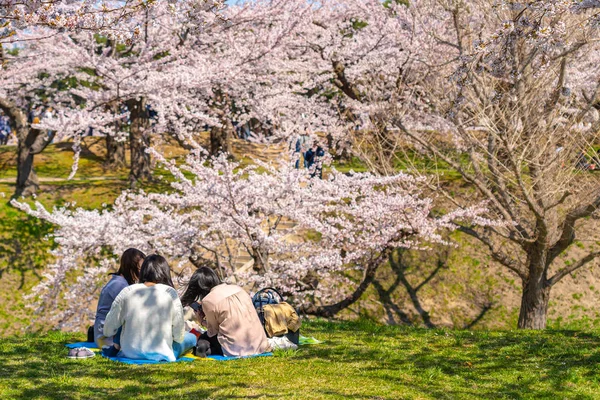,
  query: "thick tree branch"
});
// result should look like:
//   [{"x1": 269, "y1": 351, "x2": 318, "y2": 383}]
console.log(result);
[
  {"x1": 549, "y1": 194, "x2": 600, "y2": 263},
  {"x1": 299, "y1": 247, "x2": 392, "y2": 317},
  {"x1": 548, "y1": 251, "x2": 600, "y2": 286},
  {"x1": 30, "y1": 130, "x2": 55, "y2": 154},
  {"x1": 332, "y1": 60, "x2": 361, "y2": 101},
  {"x1": 458, "y1": 225, "x2": 527, "y2": 280}
]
